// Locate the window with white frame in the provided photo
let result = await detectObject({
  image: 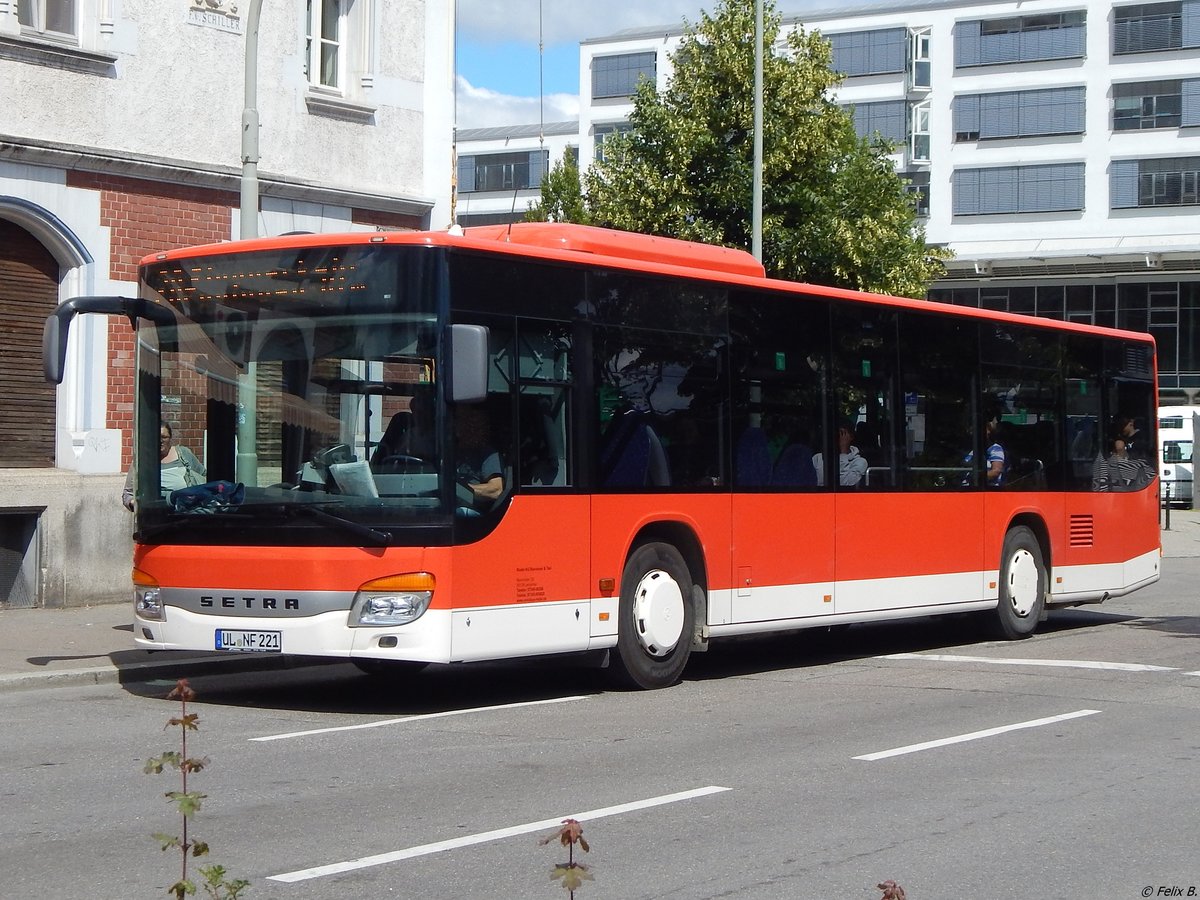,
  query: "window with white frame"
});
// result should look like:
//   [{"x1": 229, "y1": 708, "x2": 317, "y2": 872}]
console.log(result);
[
  {"x1": 909, "y1": 100, "x2": 931, "y2": 163},
  {"x1": 910, "y1": 28, "x2": 932, "y2": 90},
  {"x1": 17, "y1": 0, "x2": 78, "y2": 40},
  {"x1": 306, "y1": 0, "x2": 344, "y2": 90}
]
